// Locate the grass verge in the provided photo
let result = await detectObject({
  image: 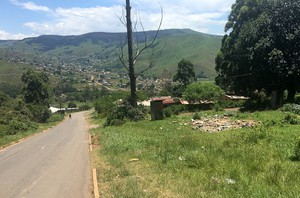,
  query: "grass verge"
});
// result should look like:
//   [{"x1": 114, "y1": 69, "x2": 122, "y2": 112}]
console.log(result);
[
  {"x1": 0, "y1": 113, "x2": 65, "y2": 149},
  {"x1": 90, "y1": 110, "x2": 300, "y2": 198}
]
